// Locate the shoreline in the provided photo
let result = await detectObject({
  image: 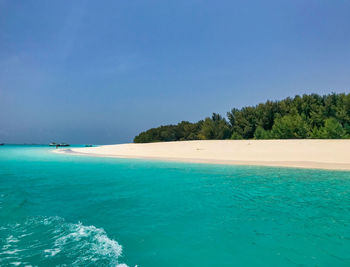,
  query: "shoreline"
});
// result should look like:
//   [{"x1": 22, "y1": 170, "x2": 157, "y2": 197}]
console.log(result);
[{"x1": 54, "y1": 140, "x2": 350, "y2": 171}]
